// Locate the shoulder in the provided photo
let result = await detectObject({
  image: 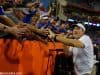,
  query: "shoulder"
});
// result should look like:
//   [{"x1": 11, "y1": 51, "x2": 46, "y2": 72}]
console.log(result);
[
  {"x1": 79, "y1": 35, "x2": 93, "y2": 46},
  {"x1": 80, "y1": 35, "x2": 91, "y2": 41}
]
